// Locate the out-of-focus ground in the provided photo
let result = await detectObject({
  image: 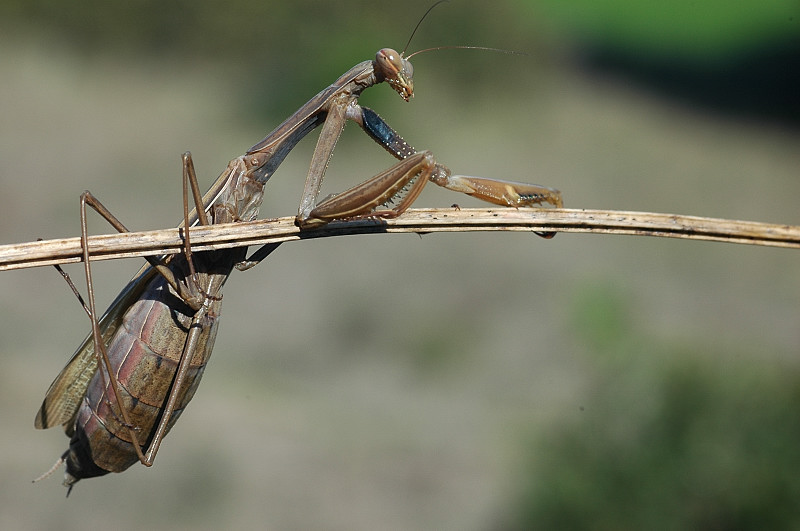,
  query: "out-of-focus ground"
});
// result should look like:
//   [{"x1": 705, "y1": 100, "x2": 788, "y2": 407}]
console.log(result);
[{"x1": 1, "y1": 1, "x2": 799, "y2": 529}]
